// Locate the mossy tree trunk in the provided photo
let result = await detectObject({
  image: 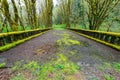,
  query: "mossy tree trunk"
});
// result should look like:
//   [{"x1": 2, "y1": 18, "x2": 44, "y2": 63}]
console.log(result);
[
  {"x1": 81, "y1": 0, "x2": 86, "y2": 29},
  {"x1": 24, "y1": 0, "x2": 38, "y2": 29},
  {"x1": 24, "y1": 0, "x2": 33, "y2": 29},
  {"x1": 0, "y1": 13, "x2": 4, "y2": 32},
  {"x1": 66, "y1": 0, "x2": 72, "y2": 28},
  {"x1": 0, "y1": 1, "x2": 4, "y2": 32},
  {"x1": 1, "y1": 0, "x2": 16, "y2": 31},
  {"x1": 86, "y1": 0, "x2": 120, "y2": 30},
  {"x1": 40, "y1": 0, "x2": 53, "y2": 28},
  {"x1": 47, "y1": 0, "x2": 53, "y2": 28},
  {"x1": 18, "y1": 0, "x2": 25, "y2": 30},
  {"x1": 57, "y1": 0, "x2": 73, "y2": 28},
  {"x1": 11, "y1": 0, "x2": 19, "y2": 31},
  {"x1": 31, "y1": 0, "x2": 38, "y2": 29}
]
